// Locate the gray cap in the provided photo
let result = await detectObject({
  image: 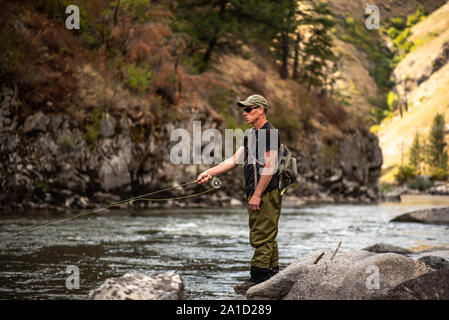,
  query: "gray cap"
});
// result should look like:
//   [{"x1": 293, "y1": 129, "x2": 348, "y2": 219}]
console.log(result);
[{"x1": 237, "y1": 94, "x2": 269, "y2": 109}]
